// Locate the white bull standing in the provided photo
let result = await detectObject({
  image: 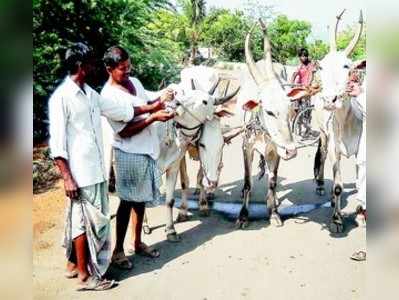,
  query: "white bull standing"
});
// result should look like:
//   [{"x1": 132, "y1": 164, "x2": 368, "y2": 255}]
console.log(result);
[
  {"x1": 236, "y1": 21, "x2": 298, "y2": 228},
  {"x1": 307, "y1": 10, "x2": 365, "y2": 233},
  {"x1": 103, "y1": 70, "x2": 239, "y2": 242}
]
